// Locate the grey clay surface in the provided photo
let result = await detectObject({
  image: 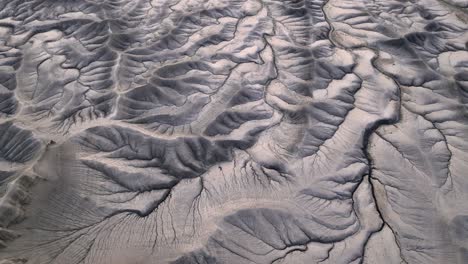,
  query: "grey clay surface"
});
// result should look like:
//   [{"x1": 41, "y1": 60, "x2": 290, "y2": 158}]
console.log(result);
[{"x1": 0, "y1": 0, "x2": 467, "y2": 263}]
